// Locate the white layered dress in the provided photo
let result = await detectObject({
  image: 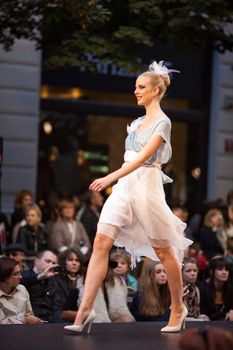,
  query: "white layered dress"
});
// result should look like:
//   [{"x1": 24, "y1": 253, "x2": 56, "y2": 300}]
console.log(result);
[{"x1": 97, "y1": 115, "x2": 192, "y2": 266}]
